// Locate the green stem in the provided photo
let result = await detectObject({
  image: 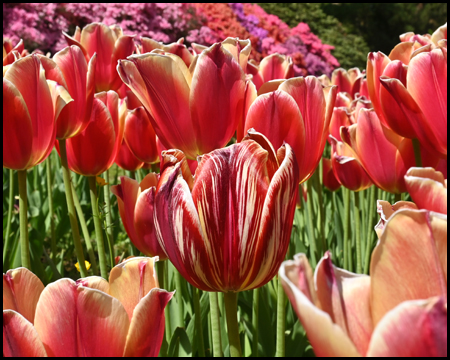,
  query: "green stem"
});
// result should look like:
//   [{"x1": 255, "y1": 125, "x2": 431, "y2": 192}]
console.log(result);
[
  {"x1": 58, "y1": 139, "x2": 87, "y2": 277},
  {"x1": 46, "y1": 156, "x2": 57, "y2": 262},
  {"x1": 3, "y1": 169, "x2": 15, "y2": 269},
  {"x1": 353, "y1": 192, "x2": 362, "y2": 274},
  {"x1": 155, "y1": 260, "x2": 168, "y2": 357},
  {"x1": 175, "y1": 269, "x2": 185, "y2": 328},
  {"x1": 164, "y1": 260, "x2": 172, "y2": 344},
  {"x1": 304, "y1": 186, "x2": 318, "y2": 267},
  {"x1": 364, "y1": 186, "x2": 376, "y2": 274},
  {"x1": 394, "y1": 192, "x2": 402, "y2": 203},
  {"x1": 88, "y1": 176, "x2": 108, "y2": 279},
  {"x1": 252, "y1": 288, "x2": 259, "y2": 357},
  {"x1": 71, "y1": 183, "x2": 99, "y2": 275},
  {"x1": 103, "y1": 170, "x2": 115, "y2": 269},
  {"x1": 193, "y1": 287, "x2": 205, "y2": 357},
  {"x1": 275, "y1": 279, "x2": 286, "y2": 357},
  {"x1": 343, "y1": 188, "x2": 351, "y2": 271},
  {"x1": 18, "y1": 170, "x2": 30, "y2": 270},
  {"x1": 312, "y1": 168, "x2": 326, "y2": 253},
  {"x1": 210, "y1": 292, "x2": 223, "y2": 357},
  {"x1": 412, "y1": 138, "x2": 423, "y2": 167},
  {"x1": 224, "y1": 292, "x2": 242, "y2": 357}
]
